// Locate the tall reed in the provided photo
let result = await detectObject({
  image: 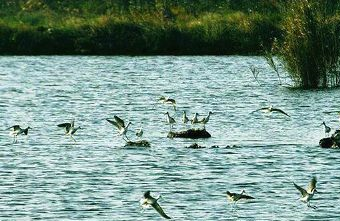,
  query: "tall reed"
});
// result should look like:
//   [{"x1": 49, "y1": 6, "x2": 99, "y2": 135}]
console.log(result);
[{"x1": 277, "y1": 0, "x2": 340, "y2": 88}]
